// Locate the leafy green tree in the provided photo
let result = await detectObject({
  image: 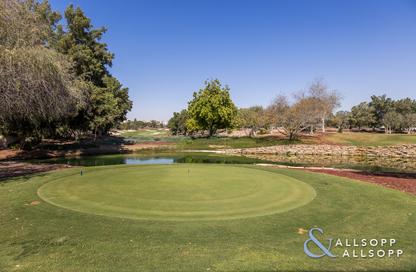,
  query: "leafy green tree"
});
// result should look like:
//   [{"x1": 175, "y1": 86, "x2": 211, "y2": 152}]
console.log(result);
[
  {"x1": 54, "y1": 4, "x2": 132, "y2": 136},
  {"x1": 394, "y1": 98, "x2": 416, "y2": 116},
  {"x1": 119, "y1": 119, "x2": 139, "y2": 130},
  {"x1": 330, "y1": 111, "x2": 351, "y2": 132},
  {"x1": 168, "y1": 110, "x2": 188, "y2": 135},
  {"x1": 119, "y1": 119, "x2": 165, "y2": 130},
  {"x1": 56, "y1": 5, "x2": 113, "y2": 85},
  {"x1": 350, "y1": 102, "x2": 375, "y2": 130},
  {"x1": 403, "y1": 113, "x2": 416, "y2": 134},
  {"x1": 87, "y1": 84, "x2": 118, "y2": 138},
  {"x1": 369, "y1": 95, "x2": 394, "y2": 127},
  {"x1": 187, "y1": 79, "x2": 237, "y2": 136},
  {"x1": 103, "y1": 76, "x2": 132, "y2": 127},
  {"x1": 237, "y1": 106, "x2": 265, "y2": 137},
  {"x1": 383, "y1": 111, "x2": 403, "y2": 134}
]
